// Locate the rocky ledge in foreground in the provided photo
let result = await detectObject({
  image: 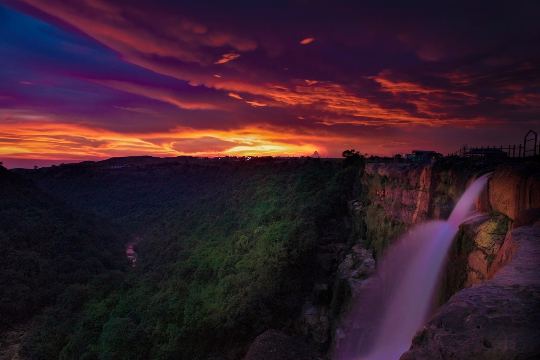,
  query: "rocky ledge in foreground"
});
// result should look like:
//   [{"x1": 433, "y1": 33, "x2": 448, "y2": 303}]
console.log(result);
[{"x1": 401, "y1": 221, "x2": 540, "y2": 360}]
